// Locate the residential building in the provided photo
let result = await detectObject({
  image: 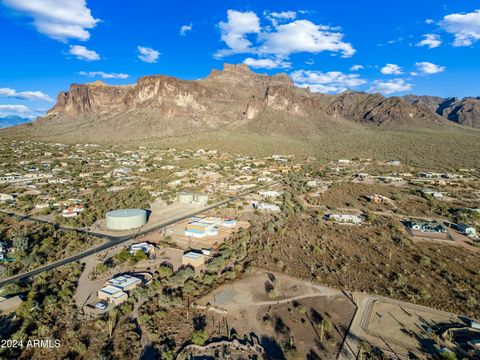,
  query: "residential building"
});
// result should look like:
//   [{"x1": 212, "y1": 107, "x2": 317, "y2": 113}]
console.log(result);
[
  {"x1": 325, "y1": 214, "x2": 362, "y2": 225},
  {"x1": 456, "y1": 223, "x2": 477, "y2": 238},
  {"x1": 421, "y1": 188, "x2": 444, "y2": 199},
  {"x1": 409, "y1": 221, "x2": 447, "y2": 233},
  {"x1": 97, "y1": 286, "x2": 128, "y2": 305},
  {"x1": 185, "y1": 221, "x2": 218, "y2": 238},
  {"x1": 106, "y1": 274, "x2": 142, "y2": 291},
  {"x1": 253, "y1": 202, "x2": 281, "y2": 212},
  {"x1": 129, "y1": 242, "x2": 155, "y2": 255}
]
